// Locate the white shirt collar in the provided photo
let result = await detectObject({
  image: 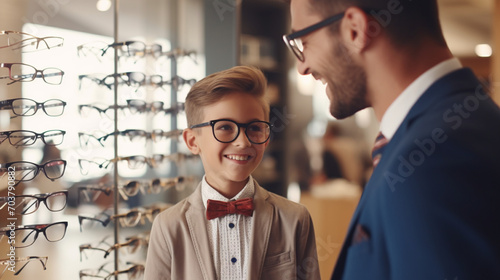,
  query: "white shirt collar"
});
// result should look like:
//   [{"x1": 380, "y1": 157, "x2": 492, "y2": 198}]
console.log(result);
[
  {"x1": 380, "y1": 58, "x2": 462, "y2": 140},
  {"x1": 201, "y1": 175, "x2": 255, "y2": 209}
]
